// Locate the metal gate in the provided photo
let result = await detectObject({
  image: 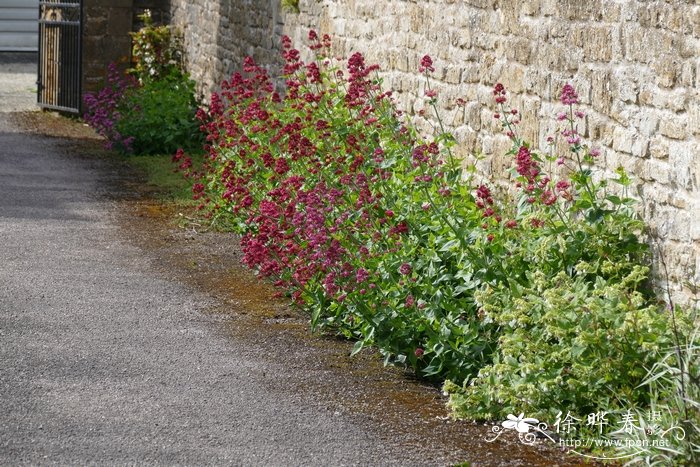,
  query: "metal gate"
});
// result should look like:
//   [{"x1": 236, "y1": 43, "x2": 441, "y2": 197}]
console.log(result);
[{"x1": 37, "y1": 0, "x2": 81, "y2": 113}]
